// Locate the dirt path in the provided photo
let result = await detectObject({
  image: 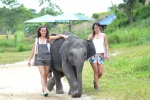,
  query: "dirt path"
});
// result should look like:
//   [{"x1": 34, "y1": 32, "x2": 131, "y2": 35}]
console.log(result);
[{"x1": 0, "y1": 61, "x2": 92, "y2": 100}]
